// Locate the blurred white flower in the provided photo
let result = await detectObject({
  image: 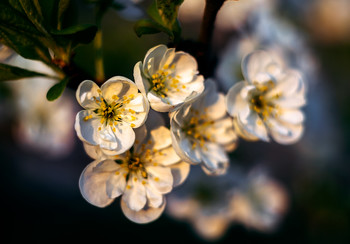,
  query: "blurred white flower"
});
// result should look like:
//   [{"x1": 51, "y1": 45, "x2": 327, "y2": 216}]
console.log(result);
[
  {"x1": 167, "y1": 166, "x2": 240, "y2": 241},
  {"x1": 178, "y1": 0, "x2": 276, "y2": 30},
  {"x1": 5, "y1": 55, "x2": 76, "y2": 156},
  {"x1": 230, "y1": 168, "x2": 289, "y2": 232},
  {"x1": 79, "y1": 111, "x2": 190, "y2": 223},
  {"x1": 134, "y1": 44, "x2": 204, "y2": 112},
  {"x1": 225, "y1": 50, "x2": 306, "y2": 144},
  {"x1": 75, "y1": 76, "x2": 149, "y2": 155},
  {"x1": 171, "y1": 79, "x2": 237, "y2": 175}
]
